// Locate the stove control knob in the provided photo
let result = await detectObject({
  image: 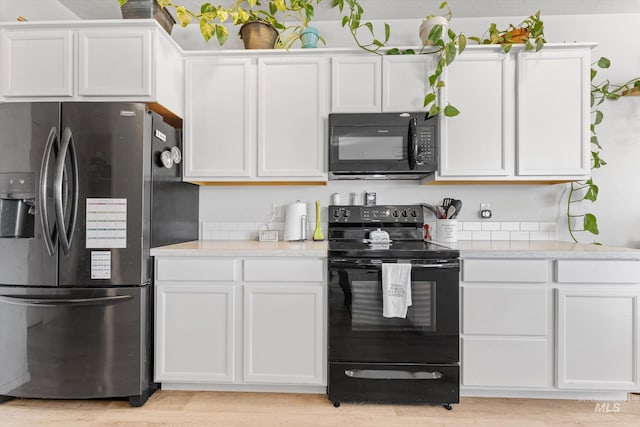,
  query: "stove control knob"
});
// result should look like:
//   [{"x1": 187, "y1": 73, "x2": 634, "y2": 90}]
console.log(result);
[
  {"x1": 401, "y1": 210, "x2": 408, "y2": 217},
  {"x1": 411, "y1": 209, "x2": 418, "y2": 218},
  {"x1": 333, "y1": 208, "x2": 341, "y2": 218},
  {"x1": 343, "y1": 210, "x2": 351, "y2": 218},
  {"x1": 392, "y1": 209, "x2": 400, "y2": 218}
]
